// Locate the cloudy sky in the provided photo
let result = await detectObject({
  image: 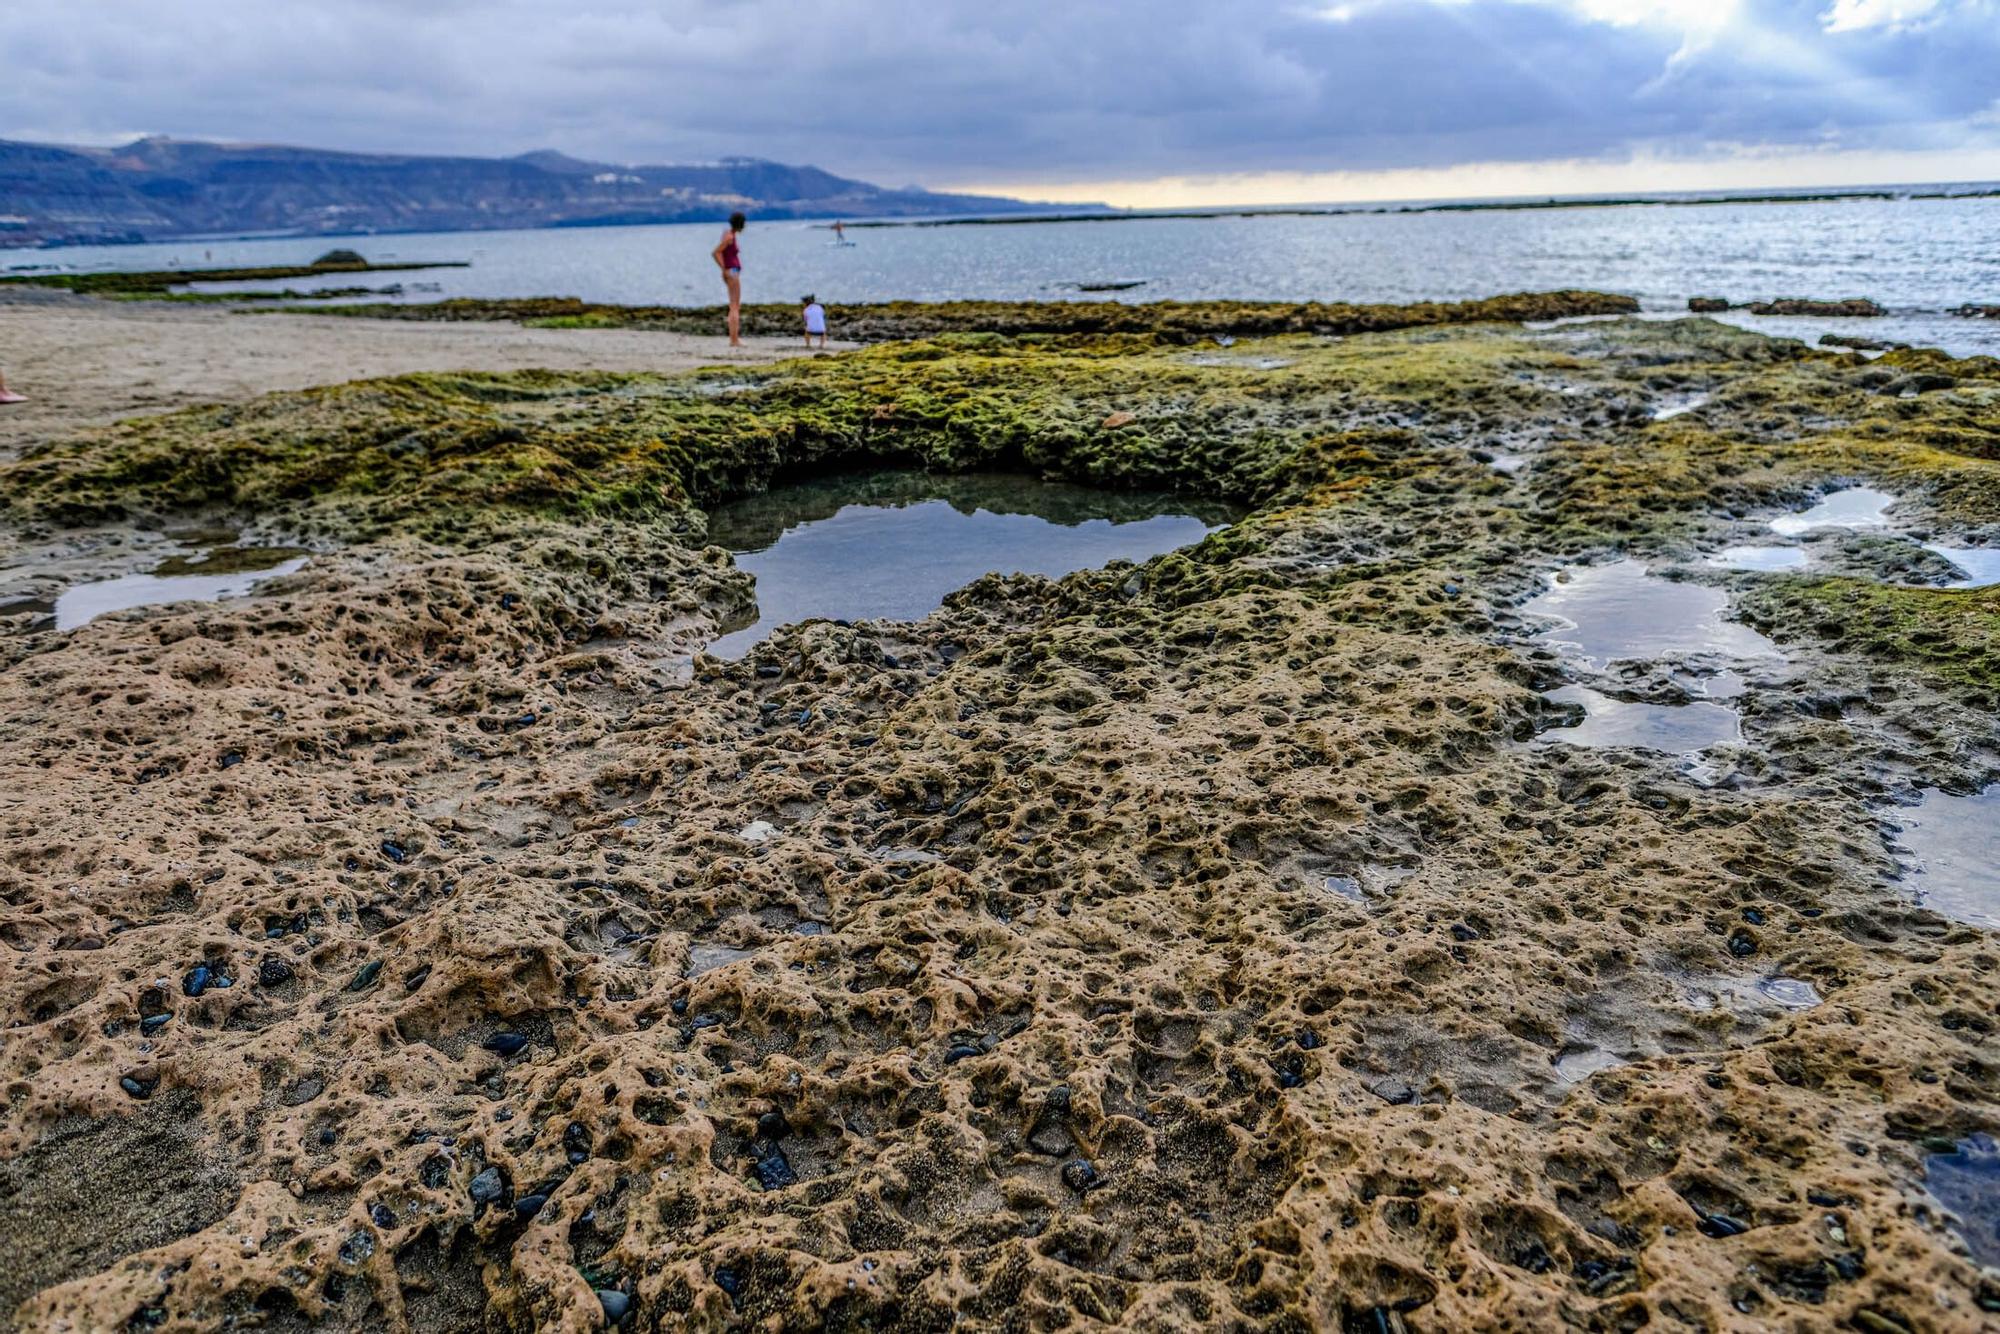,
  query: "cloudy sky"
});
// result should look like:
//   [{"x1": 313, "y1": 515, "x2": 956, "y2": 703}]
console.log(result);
[{"x1": 6, "y1": 0, "x2": 1999, "y2": 205}]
